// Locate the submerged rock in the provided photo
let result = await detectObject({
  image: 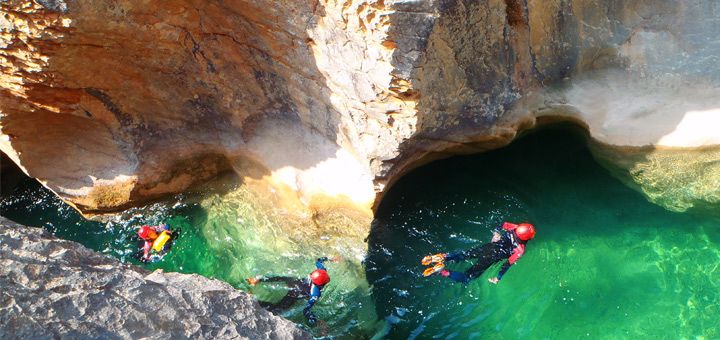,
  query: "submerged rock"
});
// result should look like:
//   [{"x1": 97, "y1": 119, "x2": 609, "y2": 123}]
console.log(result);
[
  {"x1": 590, "y1": 143, "x2": 720, "y2": 214},
  {"x1": 0, "y1": 217, "x2": 310, "y2": 339}
]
